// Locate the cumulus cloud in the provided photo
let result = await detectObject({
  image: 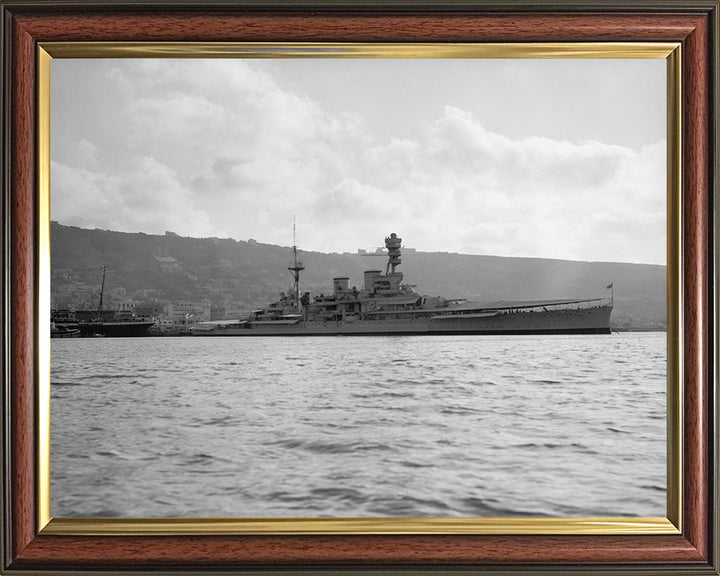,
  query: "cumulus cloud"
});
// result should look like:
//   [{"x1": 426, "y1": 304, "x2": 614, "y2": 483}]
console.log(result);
[
  {"x1": 51, "y1": 156, "x2": 213, "y2": 237},
  {"x1": 306, "y1": 106, "x2": 666, "y2": 264},
  {"x1": 51, "y1": 60, "x2": 666, "y2": 264}
]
